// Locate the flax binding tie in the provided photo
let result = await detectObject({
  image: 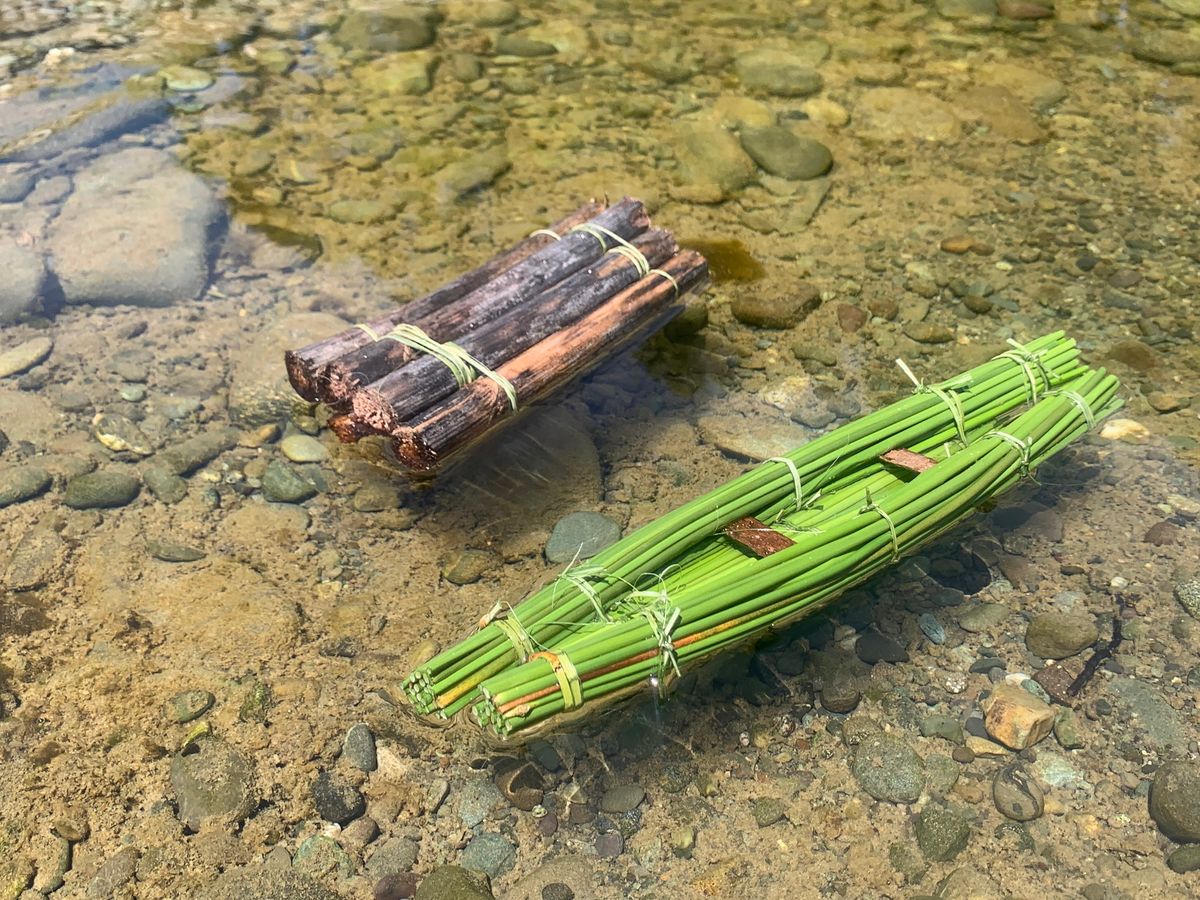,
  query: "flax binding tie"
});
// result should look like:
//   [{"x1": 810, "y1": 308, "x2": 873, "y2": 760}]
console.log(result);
[
  {"x1": 895, "y1": 358, "x2": 969, "y2": 445},
  {"x1": 530, "y1": 650, "x2": 583, "y2": 710},
  {"x1": 1047, "y1": 389, "x2": 1096, "y2": 429},
  {"x1": 380, "y1": 323, "x2": 518, "y2": 411},
  {"x1": 986, "y1": 430, "x2": 1033, "y2": 474},
  {"x1": 765, "y1": 456, "x2": 808, "y2": 513},
  {"x1": 860, "y1": 488, "x2": 900, "y2": 562},
  {"x1": 997, "y1": 338, "x2": 1052, "y2": 403},
  {"x1": 493, "y1": 615, "x2": 534, "y2": 662}
]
